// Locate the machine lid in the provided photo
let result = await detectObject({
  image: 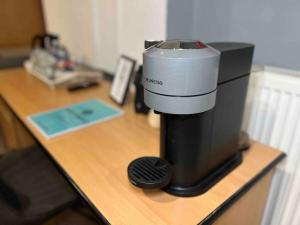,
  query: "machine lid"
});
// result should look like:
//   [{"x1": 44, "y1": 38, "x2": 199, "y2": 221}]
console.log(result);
[
  {"x1": 207, "y1": 42, "x2": 254, "y2": 84},
  {"x1": 128, "y1": 157, "x2": 173, "y2": 189},
  {"x1": 156, "y1": 40, "x2": 207, "y2": 49}
]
